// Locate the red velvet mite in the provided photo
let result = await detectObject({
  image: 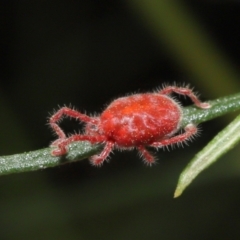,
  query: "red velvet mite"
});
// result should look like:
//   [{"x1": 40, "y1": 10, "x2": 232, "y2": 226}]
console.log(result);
[{"x1": 49, "y1": 85, "x2": 210, "y2": 166}]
